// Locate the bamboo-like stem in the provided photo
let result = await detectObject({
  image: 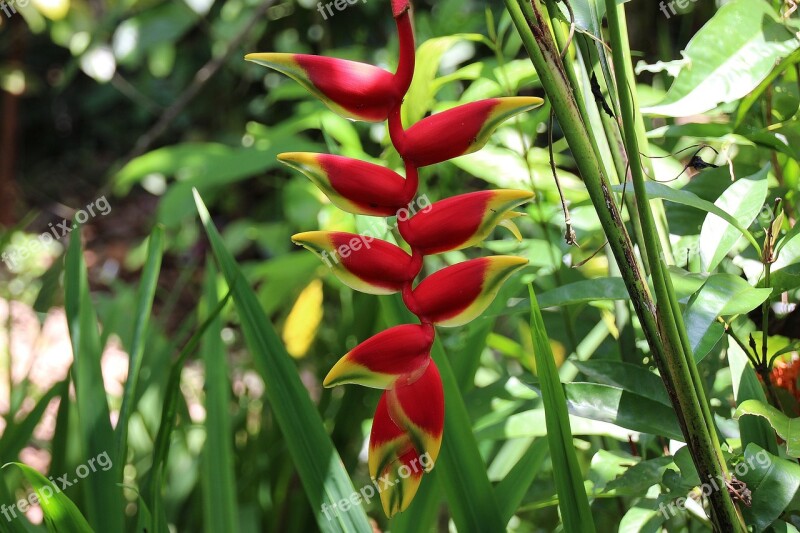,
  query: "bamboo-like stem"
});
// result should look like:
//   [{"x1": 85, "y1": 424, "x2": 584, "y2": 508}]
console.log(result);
[
  {"x1": 604, "y1": 3, "x2": 744, "y2": 530},
  {"x1": 612, "y1": 8, "x2": 674, "y2": 264},
  {"x1": 504, "y1": 0, "x2": 745, "y2": 529}
]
